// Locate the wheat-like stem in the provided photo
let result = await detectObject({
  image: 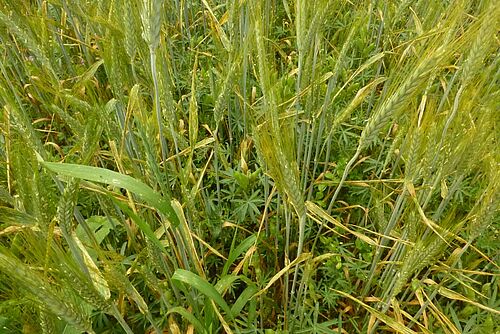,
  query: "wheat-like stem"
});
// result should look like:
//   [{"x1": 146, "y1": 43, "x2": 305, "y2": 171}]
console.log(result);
[
  {"x1": 141, "y1": 0, "x2": 167, "y2": 163},
  {"x1": 251, "y1": 2, "x2": 307, "y2": 306},
  {"x1": 122, "y1": 1, "x2": 139, "y2": 80},
  {"x1": 39, "y1": 308, "x2": 55, "y2": 334},
  {"x1": 104, "y1": 264, "x2": 160, "y2": 333},
  {"x1": 405, "y1": 177, "x2": 499, "y2": 330},
  {"x1": 461, "y1": 2, "x2": 499, "y2": 84},
  {"x1": 326, "y1": 53, "x2": 440, "y2": 213},
  {"x1": 0, "y1": 253, "x2": 96, "y2": 334},
  {"x1": 57, "y1": 179, "x2": 93, "y2": 278},
  {"x1": 60, "y1": 262, "x2": 112, "y2": 313},
  {"x1": 360, "y1": 58, "x2": 438, "y2": 151}
]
